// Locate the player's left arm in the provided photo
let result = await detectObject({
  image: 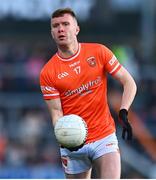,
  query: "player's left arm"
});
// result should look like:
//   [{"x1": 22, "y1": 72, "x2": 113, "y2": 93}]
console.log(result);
[
  {"x1": 113, "y1": 66, "x2": 137, "y2": 140},
  {"x1": 101, "y1": 44, "x2": 137, "y2": 139},
  {"x1": 100, "y1": 45, "x2": 137, "y2": 111},
  {"x1": 113, "y1": 66, "x2": 137, "y2": 111}
]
